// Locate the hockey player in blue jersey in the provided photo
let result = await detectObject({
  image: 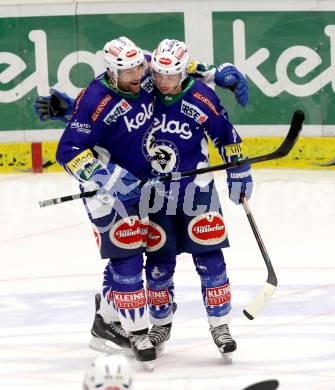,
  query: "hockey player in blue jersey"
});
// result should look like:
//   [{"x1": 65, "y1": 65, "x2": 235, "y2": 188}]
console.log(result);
[
  {"x1": 55, "y1": 37, "x2": 158, "y2": 367},
  {"x1": 142, "y1": 39, "x2": 253, "y2": 363},
  {"x1": 35, "y1": 36, "x2": 249, "y2": 365}
]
